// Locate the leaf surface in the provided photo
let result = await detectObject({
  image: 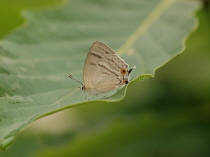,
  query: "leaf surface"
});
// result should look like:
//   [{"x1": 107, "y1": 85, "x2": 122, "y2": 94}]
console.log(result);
[{"x1": 0, "y1": 0, "x2": 199, "y2": 150}]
